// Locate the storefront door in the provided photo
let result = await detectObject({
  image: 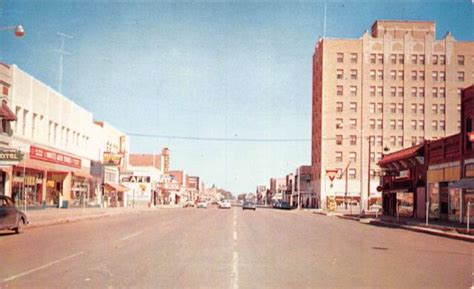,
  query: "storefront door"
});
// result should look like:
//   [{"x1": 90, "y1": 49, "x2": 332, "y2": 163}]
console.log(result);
[{"x1": 439, "y1": 182, "x2": 449, "y2": 220}]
